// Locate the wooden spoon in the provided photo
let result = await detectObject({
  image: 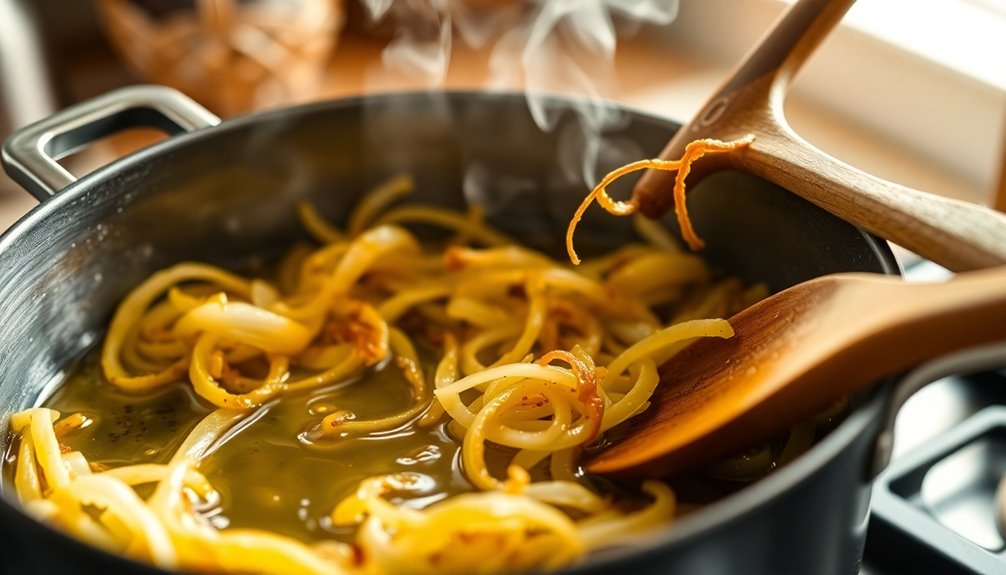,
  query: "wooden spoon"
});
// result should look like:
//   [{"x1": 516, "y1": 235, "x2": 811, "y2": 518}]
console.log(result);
[
  {"x1": 586, "y1": 267, "x2": 1006, "y2": 478},
  {"x1": 632, "y1": 0, "x2": 1006, "y2": 272}
]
